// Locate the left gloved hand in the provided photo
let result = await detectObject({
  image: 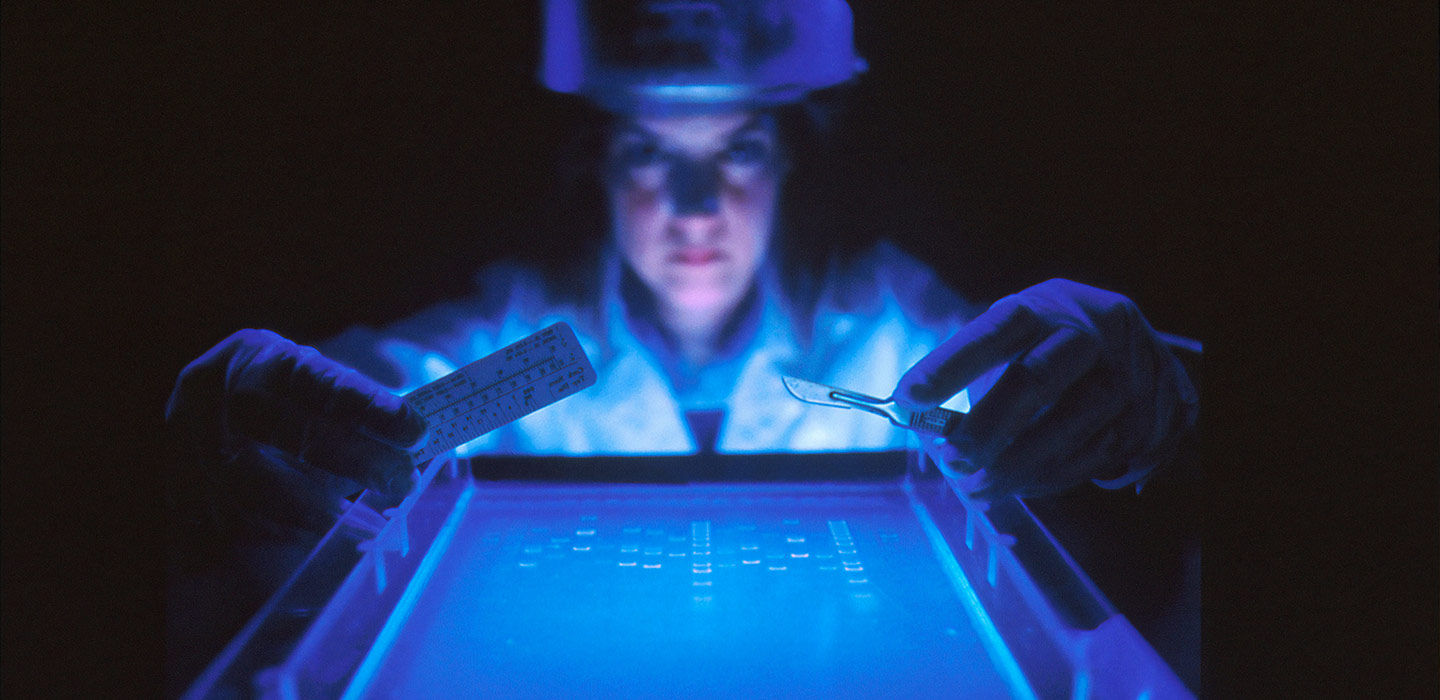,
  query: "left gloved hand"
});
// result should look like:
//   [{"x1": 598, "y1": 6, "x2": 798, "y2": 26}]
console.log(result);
[{"x1": 895, "y1": 279, "x2": 1197, "y2": 500}]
